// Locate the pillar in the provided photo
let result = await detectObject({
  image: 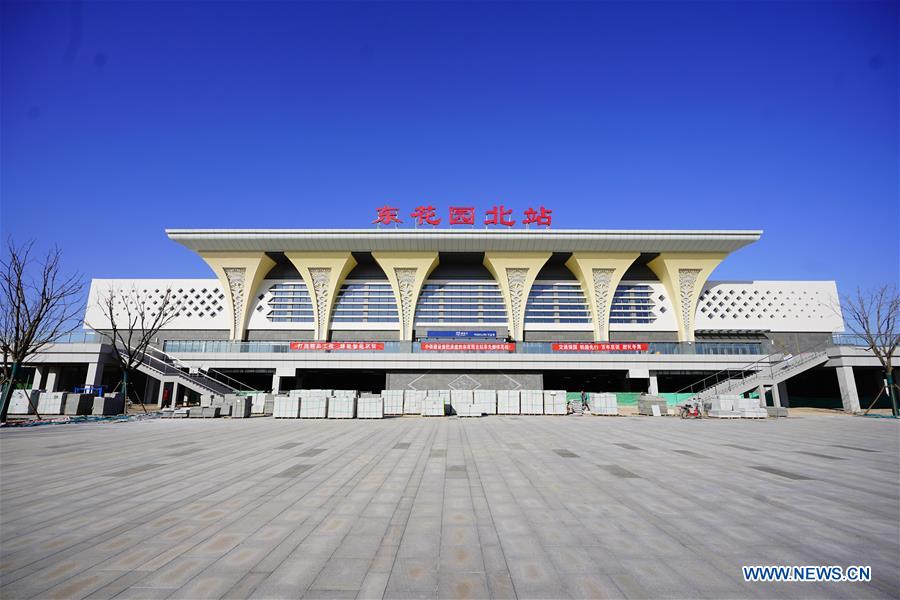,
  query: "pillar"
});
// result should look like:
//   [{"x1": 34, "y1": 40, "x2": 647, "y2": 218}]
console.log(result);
[
  {"x1": 757, "y1": 384, "x2": 766, "y2": 408},
  {"x1": 564, "y1": 252, "x2": 639, "y2": 341},
  {"x1": 770, "y1": 383, "x2": 781, "y2": 408},
  {"x1": 44, "y1": 367, "x2": 60, "y2": 392},
  {"x1": 483, "y1": 252, "x2": 551, "y2": 341},
  {"x1": 371, "y1": 252, "x2": 439, "y2": 341},
  {"x1": 835, "y1": 365, "x2": 860, "y2": 413},
  {"x1": 286, "y1": 252, "x2": 358, "y2": 341},
  {"x1": 85, "y1": 362, "x2": 104, "y2": 389},
  {"x1": 648, "y1": 371, "x2": 659, "y2": 395},
  {"x1": 646, "y1": 253, "x2": 726, "y2": 342},
  {"x1": 198, "y1": 252, "x2": 276, "y2": 340},
  {"x1": 171, "y1": 382, "x2": 180, "y2": 409},
  {"x1": 31, "y1": 366, "x2": 45, "y2": 391}
]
